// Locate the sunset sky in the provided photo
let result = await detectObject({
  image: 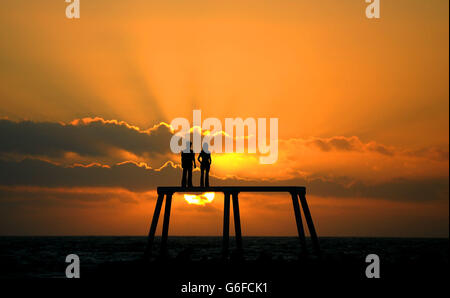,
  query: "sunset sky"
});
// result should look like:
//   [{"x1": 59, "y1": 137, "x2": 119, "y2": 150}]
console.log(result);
[{"x1": 0, "y1": 0, "x2": 448, "y2": 237}]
